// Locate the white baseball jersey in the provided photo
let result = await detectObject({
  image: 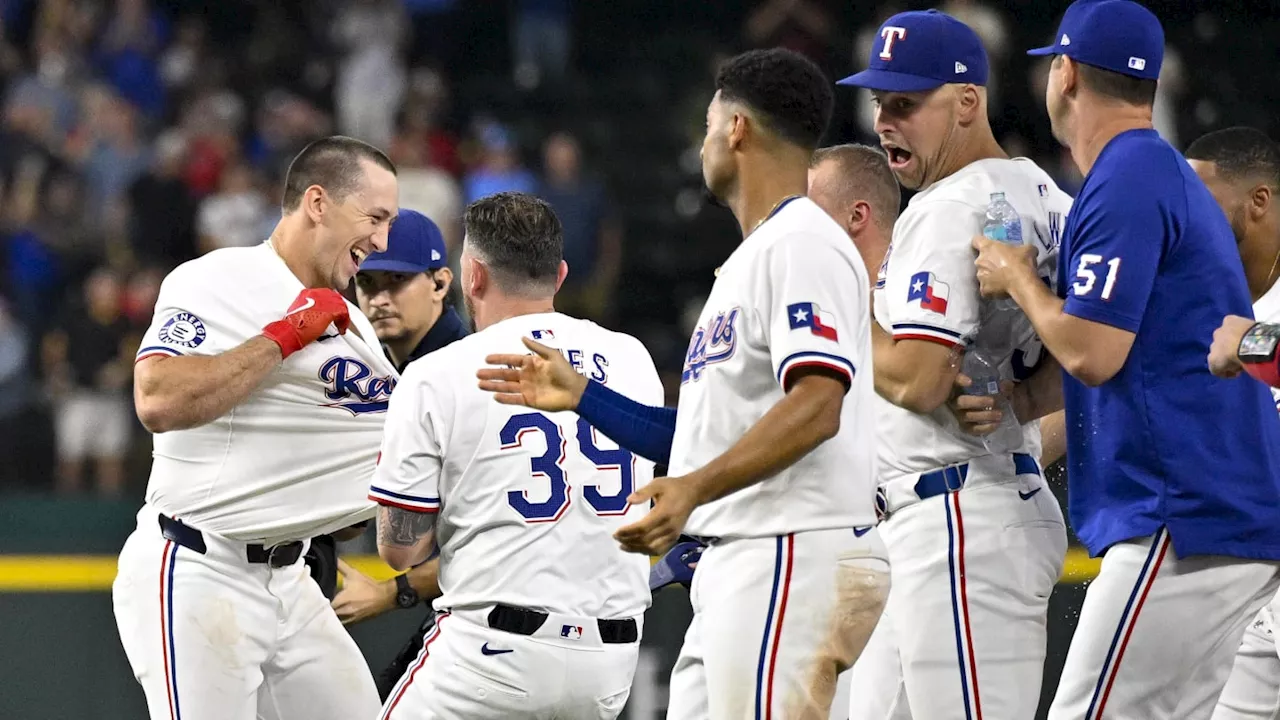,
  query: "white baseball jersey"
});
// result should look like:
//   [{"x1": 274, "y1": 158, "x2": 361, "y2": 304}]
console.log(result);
[
  {"x1": 369, "y1": 312, "x2": 663, "y2": 620},
  {"x1": 670, "y1": 197, "x2": 878, "y2": 538},
  {"x1": 873, "y1": 158, "x2": 1072, "y2": 476},
  {"x1": 136, "y1": 244, "x2": 395, "y2": 545}
]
